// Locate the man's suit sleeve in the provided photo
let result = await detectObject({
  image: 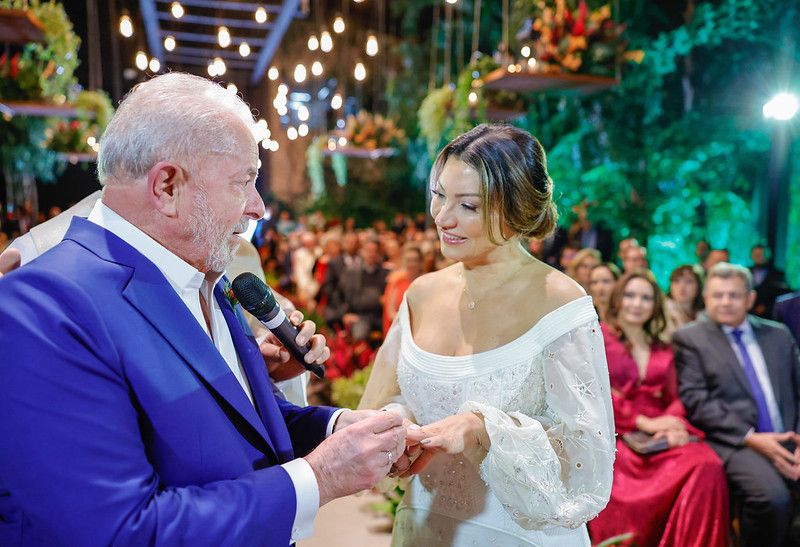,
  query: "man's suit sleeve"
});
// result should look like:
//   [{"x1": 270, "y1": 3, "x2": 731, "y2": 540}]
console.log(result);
[
  {"x1": 673, "y1": 328, "x2": 753, "y2": 448},
  {"x1": 0, "y1": 271, "x2": 298, "y2": 547}
]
